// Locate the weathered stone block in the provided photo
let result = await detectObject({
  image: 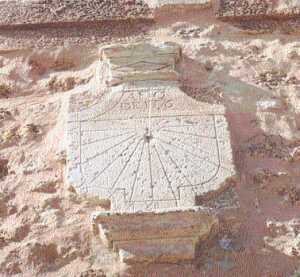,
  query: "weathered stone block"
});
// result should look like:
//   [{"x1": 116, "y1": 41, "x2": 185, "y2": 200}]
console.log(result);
[
  {"x1": 216, "y1": 0, "x2": 300, "y2": 20},
  {"x1": 92, "y1": 207, "x2": 218, "y2": 263},
  {"x1": 0, "y1": 0, "x2": 152, "y2": 28},
  {"x1": 100, "y1": 42, "x2": 182, "y2": 86}
]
